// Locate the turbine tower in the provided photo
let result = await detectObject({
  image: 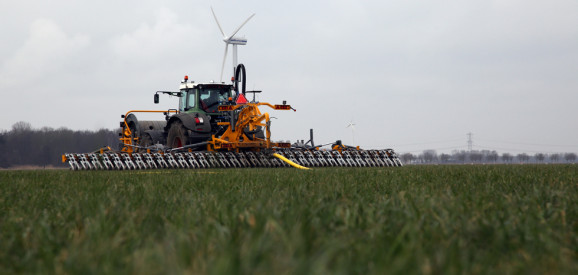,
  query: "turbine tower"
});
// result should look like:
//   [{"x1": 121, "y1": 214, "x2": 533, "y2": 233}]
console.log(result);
[
  {"x1": 211, "y1": 7, "x2": 255, "y2": 82},
  {"x1": 346, "y1": 120, "x2": 356, "y2": 145}
]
